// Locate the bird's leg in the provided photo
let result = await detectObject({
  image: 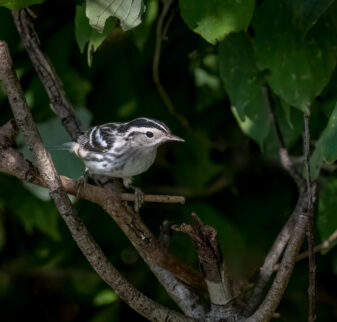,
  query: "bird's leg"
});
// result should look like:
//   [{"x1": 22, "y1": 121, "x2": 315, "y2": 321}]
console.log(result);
[
  {"x1": 123, "y1": 177, "x2": 144, "y2": 212},
  {"x1": 75, "y1": 168, "x2": 90, "y2": 200}
]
